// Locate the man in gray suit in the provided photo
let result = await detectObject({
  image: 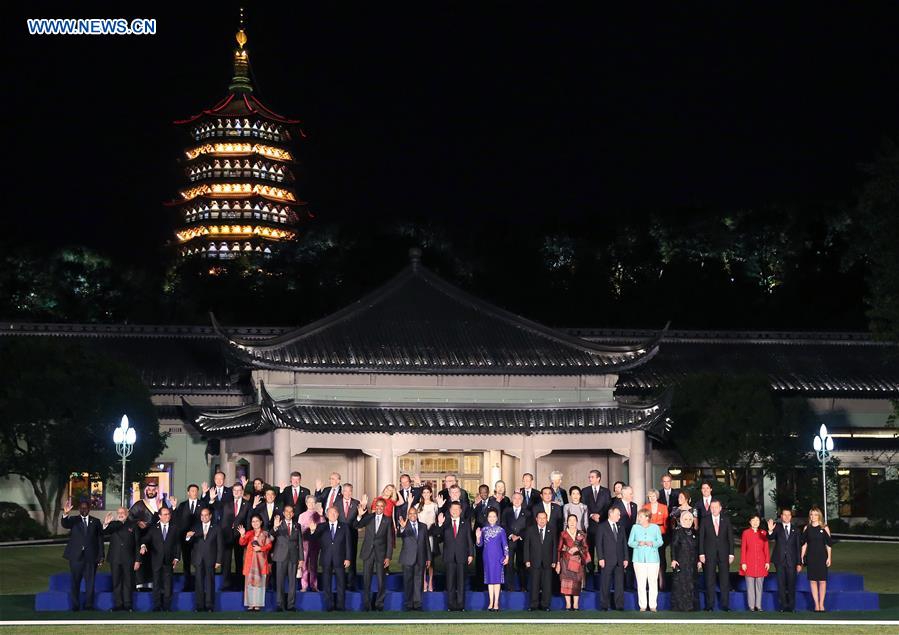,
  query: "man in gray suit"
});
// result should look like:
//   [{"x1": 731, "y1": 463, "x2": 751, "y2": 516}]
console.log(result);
[
  {"x1": 271, "y1": 504, "x2": 304, "y2": 611},
  {"x1": 397, "y1": 507, "x2": 431, "y2": 611}
]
